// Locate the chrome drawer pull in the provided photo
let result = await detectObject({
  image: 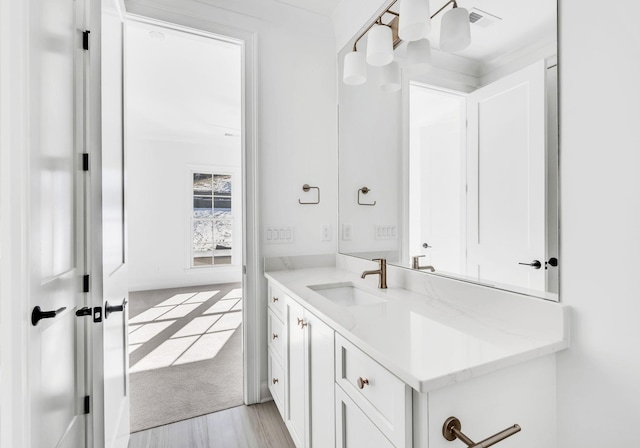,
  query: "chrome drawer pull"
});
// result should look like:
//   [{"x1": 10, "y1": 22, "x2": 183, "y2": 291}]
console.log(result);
[
  {"x1": 297, "y1": 317, "x2": 307, "y2": 328},
  {"x1": 272, "y1": 333, "x2": 278, "y2": 340},
  {"x1": 272, "y1": 378, "x2": 279, "y2": 384},
  {"x1": 357, "y1": 377, "x2": 369, "y2": 389},
  {"x1": 272, "y1": 296, "x2": 279, "y2": 303}
]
